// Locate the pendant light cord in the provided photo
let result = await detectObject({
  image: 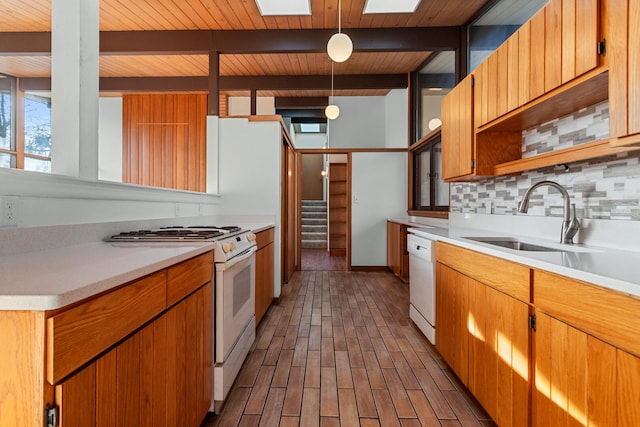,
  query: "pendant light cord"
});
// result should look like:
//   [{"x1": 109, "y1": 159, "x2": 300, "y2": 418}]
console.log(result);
[
  {"x1": 331, "y1": 61, "x2": 334, "y2": 101},
  {"x1": 338, "y1": 0, "x2": 342, "y2": 33}
]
